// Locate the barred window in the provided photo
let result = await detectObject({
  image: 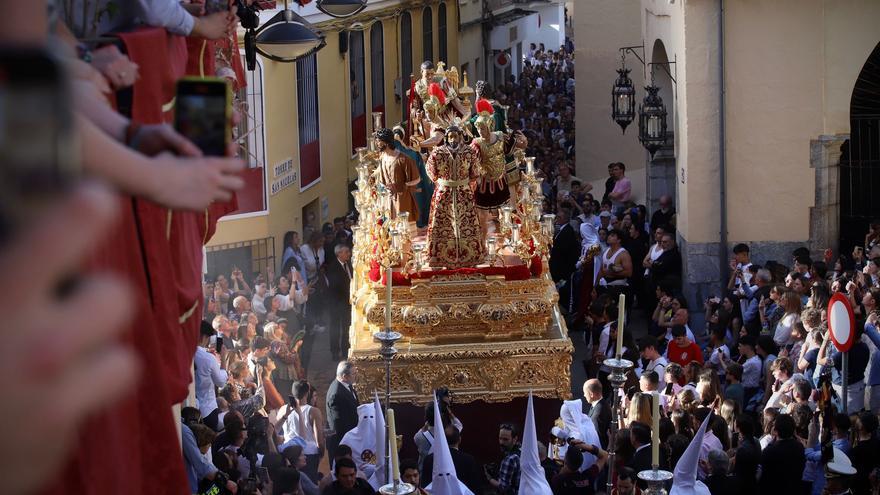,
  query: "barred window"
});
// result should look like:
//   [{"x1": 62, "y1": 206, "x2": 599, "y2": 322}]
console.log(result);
[
  {"x1": 370, "y1": 22, "x2": 385, "y2": 113},
  {"x1": 236, "y1": 57, "x2": 266, "y2": 169},
  {"x1": 350, "y1": 30, "x2": 367, "y2": 153},
  {"x1": 438, "y1": 2, "x2": 447, "y2": 63},
  {"x1": 400, "y1": 11, "x2": 413, "y2": 124},
  {"x1": 296, "y1": 53, "x2": 321, "y2": 188},
  {"x1": 422, "y1": 6, "x2": 433, "y2": 63}
]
